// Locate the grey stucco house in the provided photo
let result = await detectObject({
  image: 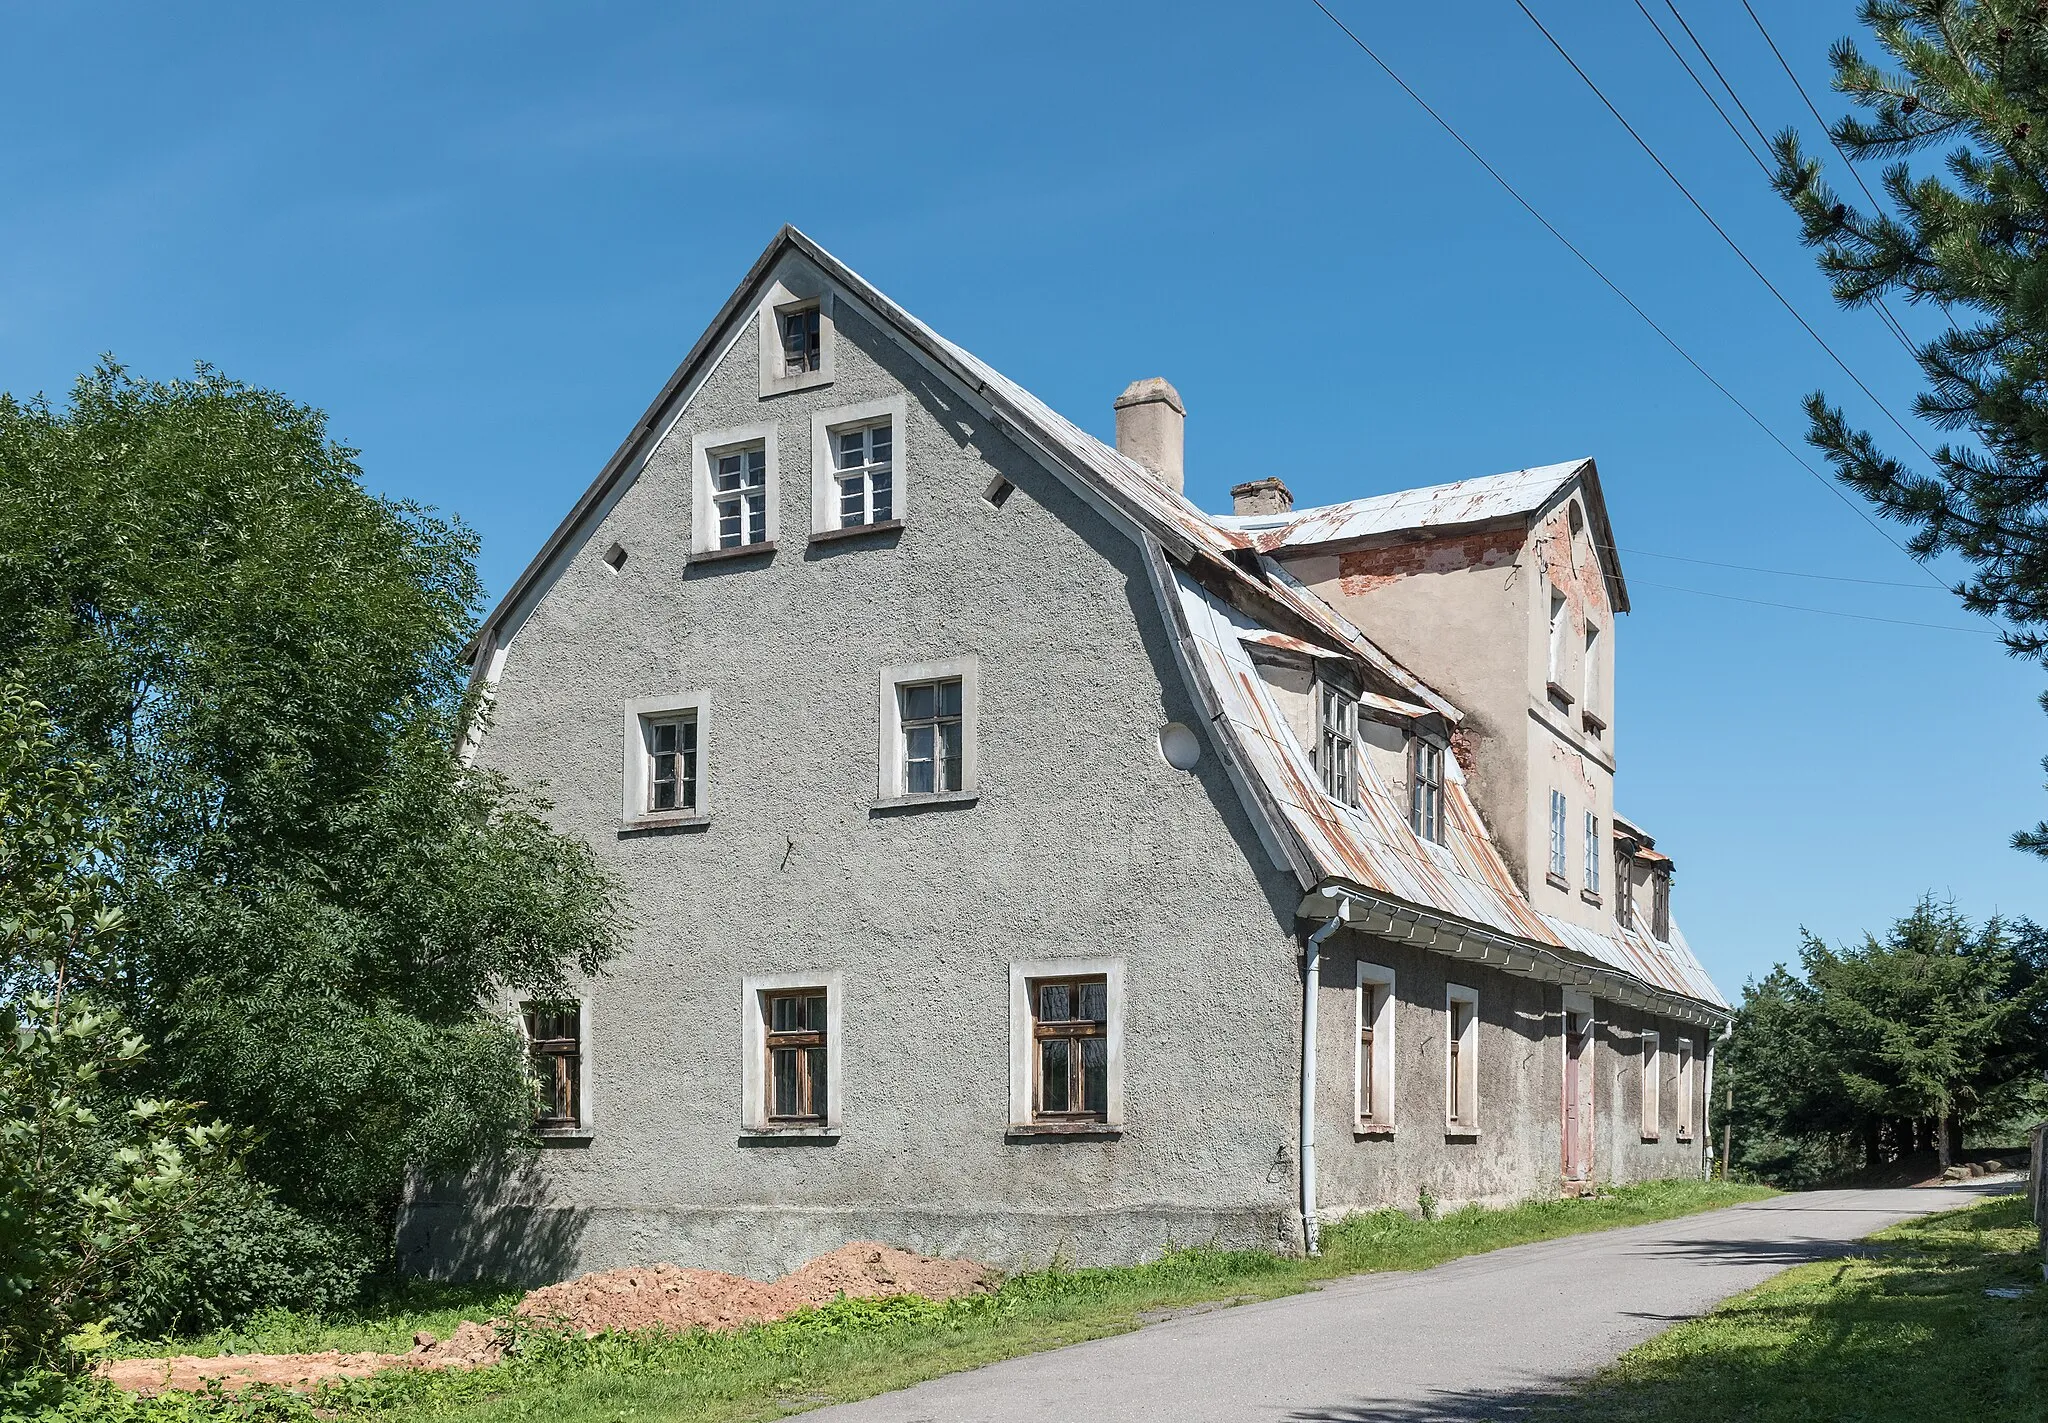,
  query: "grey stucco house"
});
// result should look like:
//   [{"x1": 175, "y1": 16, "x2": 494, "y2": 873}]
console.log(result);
[{"x1": 402, "y1": 227, "x2": 1731, "y2": 1283}]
